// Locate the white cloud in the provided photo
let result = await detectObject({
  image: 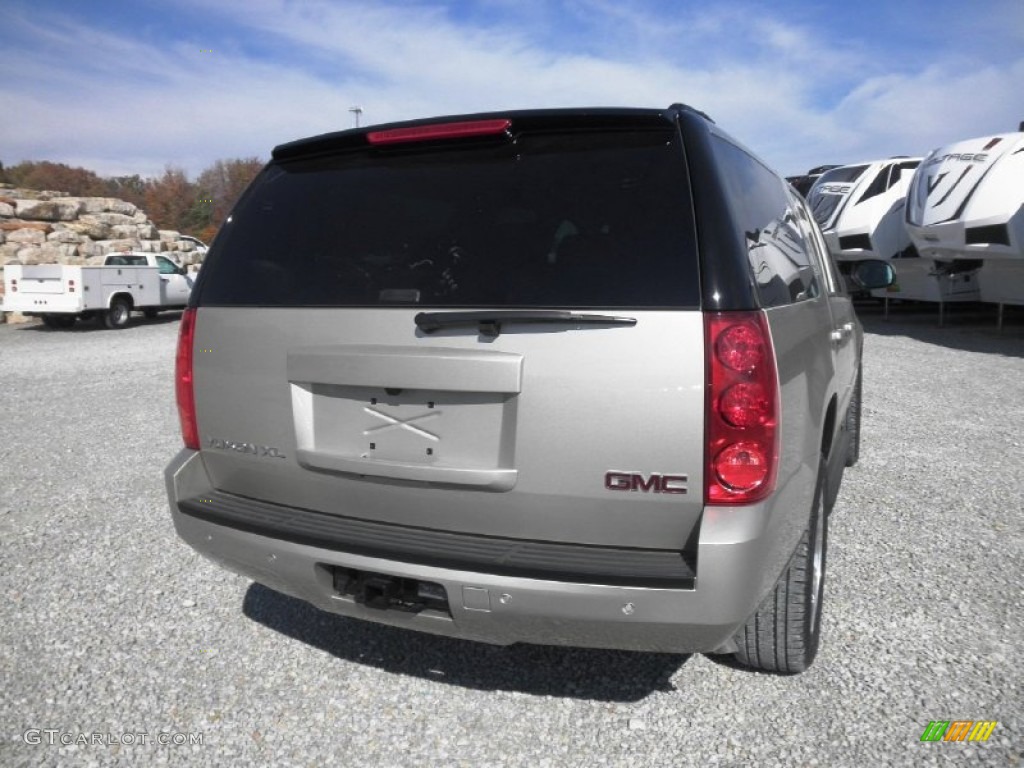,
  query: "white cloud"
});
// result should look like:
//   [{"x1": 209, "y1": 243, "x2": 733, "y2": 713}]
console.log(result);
[
  {"x1": 0, "y1": 0, "x2": 1020, "y2": 180},
  {"x1": 796, "y1": 57, "x2": 1024, "y2": 168}
]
